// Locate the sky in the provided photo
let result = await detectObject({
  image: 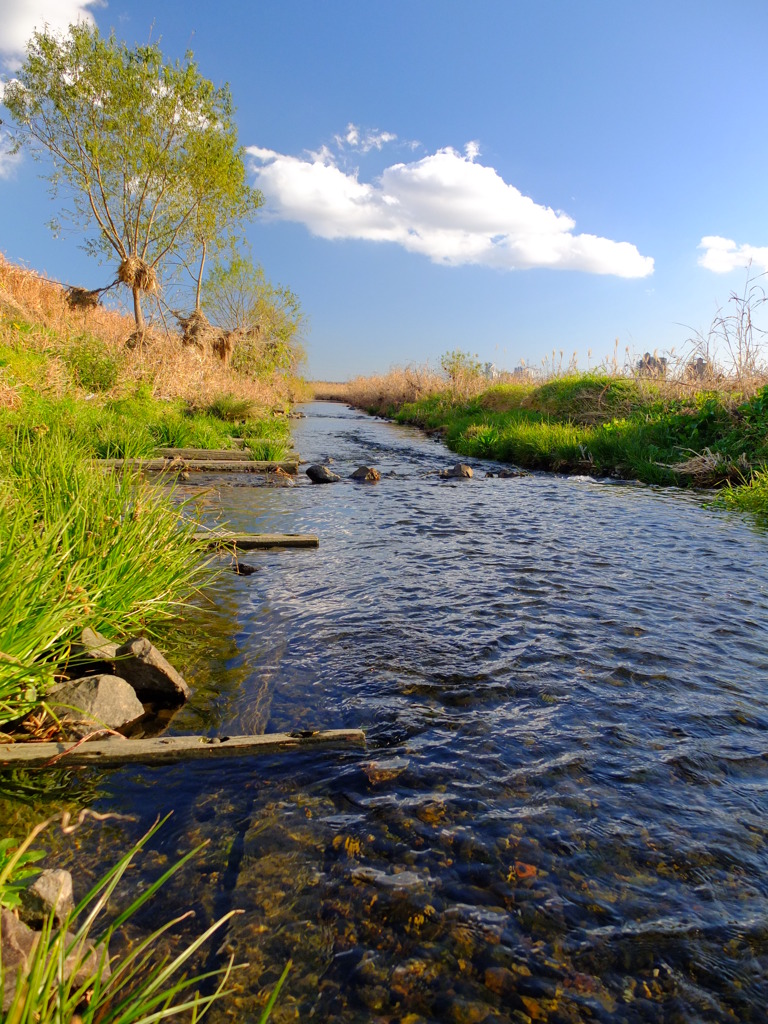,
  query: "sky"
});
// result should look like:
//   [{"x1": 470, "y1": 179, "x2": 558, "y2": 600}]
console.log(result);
[{"x1": 2, "y1": 0, "x2": 768, "y2": 379}]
